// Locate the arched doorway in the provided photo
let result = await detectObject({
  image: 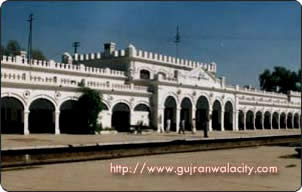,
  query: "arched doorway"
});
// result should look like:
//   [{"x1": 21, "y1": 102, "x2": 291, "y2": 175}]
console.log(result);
[
  {"x1": 255, "y1": 111, "x2": 262, "y2": 129},
  {"x1": 280, "y1": 113, "x2": 286, "y2": 129},
  {"x1": 134, "y1": 104, "x2": 151, "y2": 128},
  {"x1": 272, "y1": 112, "x2": 279, "y2": 129},
  {"x1": 60, "y1": 100, "x2": 79, "y2": 134},
  {"x1": 112, "y1": 103, "x2": 130, "y2": 132},
  {"x1": 196, "y1": 96, "x2": 209, "y2": 131},
  {"x1": 294, "y1": 113, "x2": 300, "y2": 129},
  {"x1": 264, "y1": 111, "x2": 271, "y2": 129},
  {"x1": 238, "y1": 110, "x2": 244, "y2": 130},
  {"x1": 1, "y1": 97, "x2": 24, "y2": 134},
  {"x1": 180, "y1": 98, "x2": 192, "y2": 131},
  {"x1": 287, "y1": 113, "x2": 293, "y2": 128},
  {"x1": 212, "y1": 100, "x2": 221, "y2": 131},
  {"x1": 246, "y1": 110, "x2": 254, "y2": 130},
  {"x1": 29, "y1": 98, "x2": 55, "y2": 133},
  {"x1": 224, "y1": 101, "x2": 233, "y2": 131},
  {"x1": 164, "y1": 96, "x2": 177, "y2": 132}
]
